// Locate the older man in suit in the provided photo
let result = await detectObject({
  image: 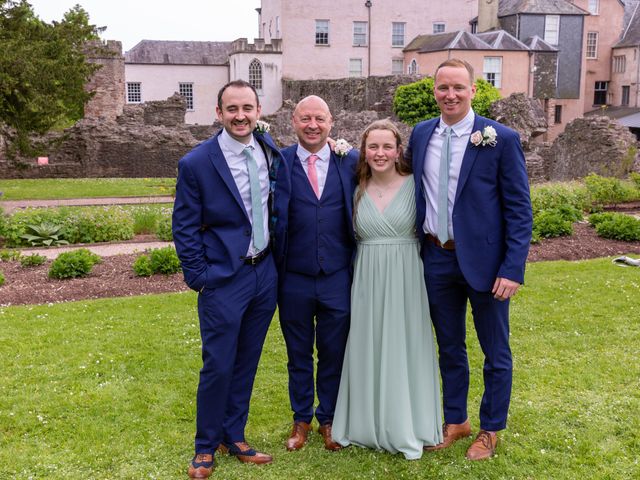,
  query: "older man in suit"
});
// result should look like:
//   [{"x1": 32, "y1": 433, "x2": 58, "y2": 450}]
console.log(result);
[
  {"x1": 275, "y1": 95, "x2": 359, "y2": 452},
  {"x1": 406, "y1": 59, "x2": 532, "y2": 460},
  {"x1": 173, "y1": 79, "x2": 288, "y2": 479}
]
